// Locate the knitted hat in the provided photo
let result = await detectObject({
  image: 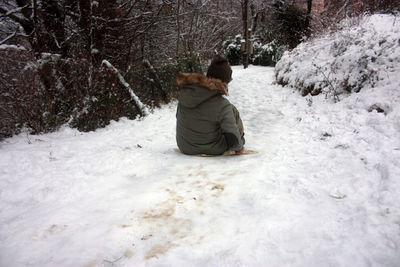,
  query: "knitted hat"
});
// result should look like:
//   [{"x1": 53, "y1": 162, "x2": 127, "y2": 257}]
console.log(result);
[{"x1": 206, "y1": 55, "x2": 232, "y2": 83}]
